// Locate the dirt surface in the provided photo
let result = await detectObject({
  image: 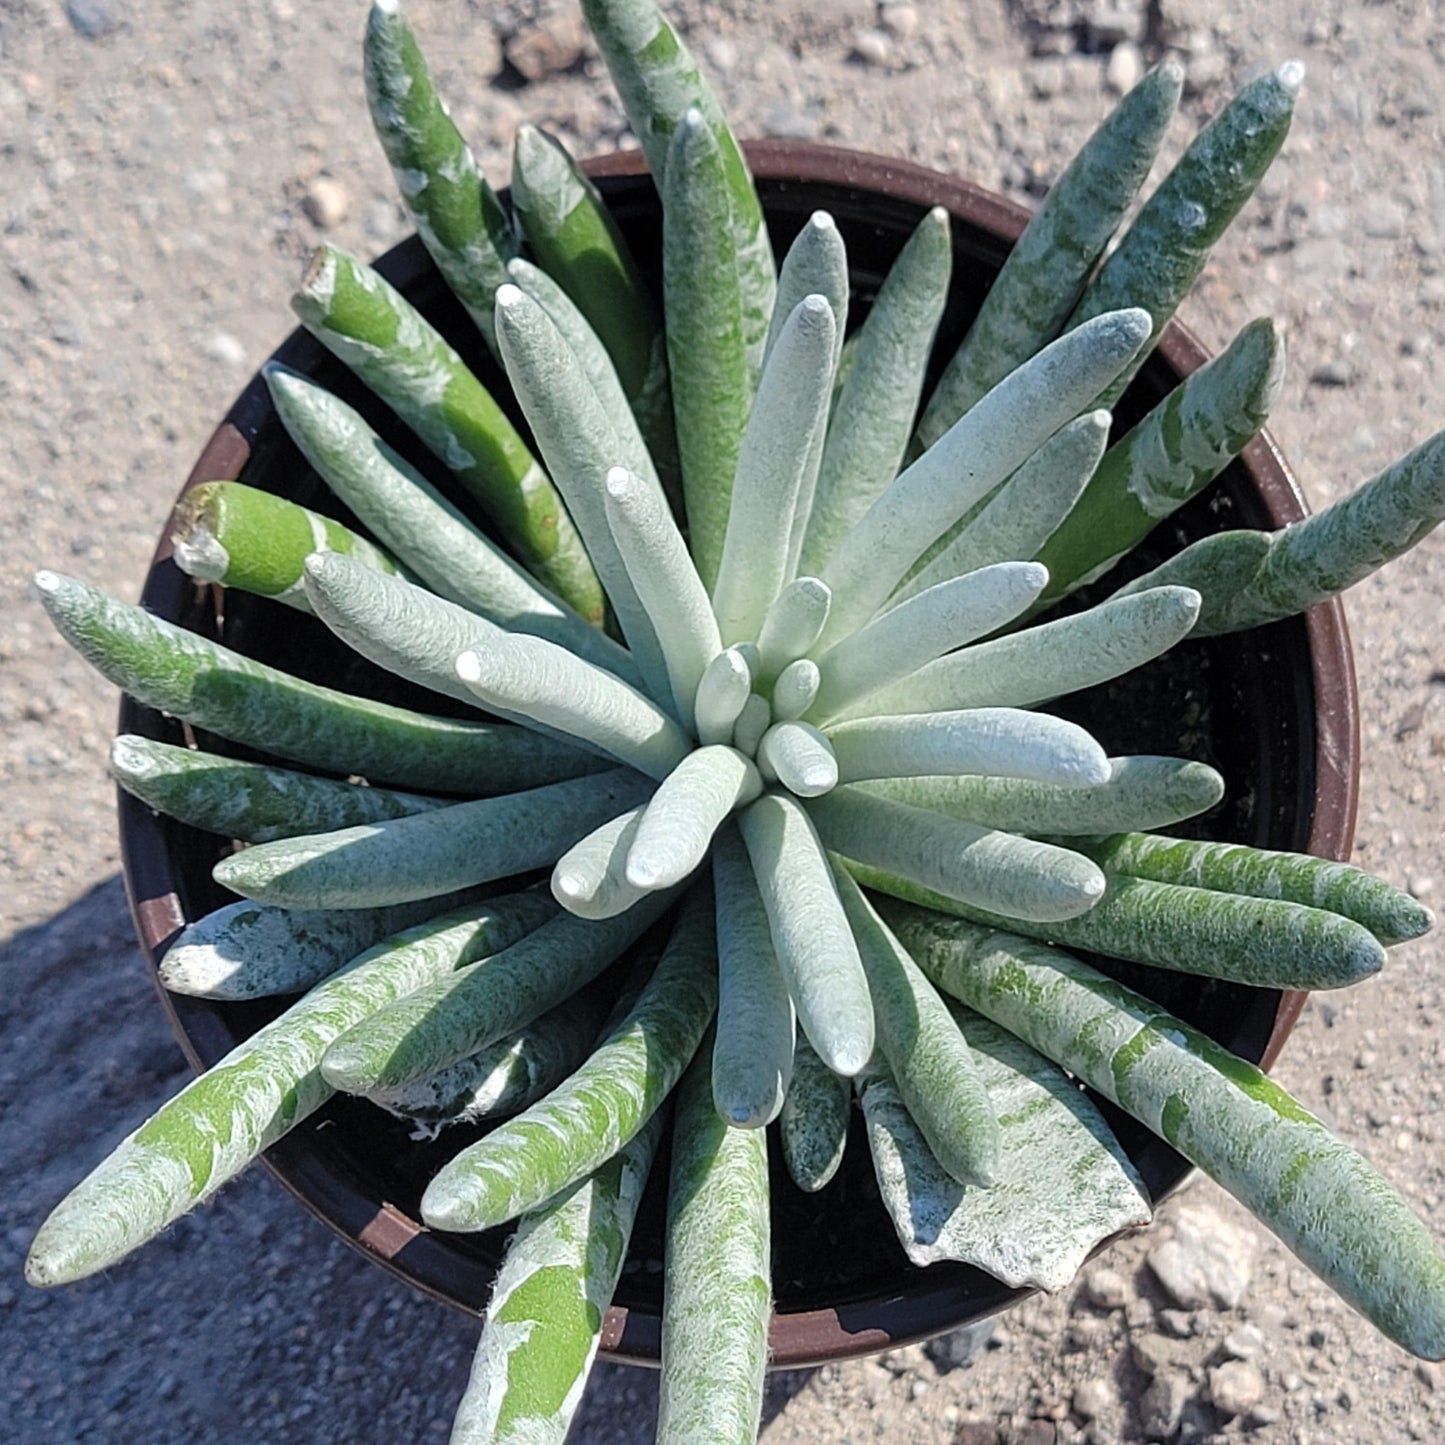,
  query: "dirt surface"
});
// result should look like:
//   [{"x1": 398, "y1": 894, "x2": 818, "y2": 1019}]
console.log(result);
[{"x1": 4, "y1": 1, "x2": 1445, "y2": 1441}]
